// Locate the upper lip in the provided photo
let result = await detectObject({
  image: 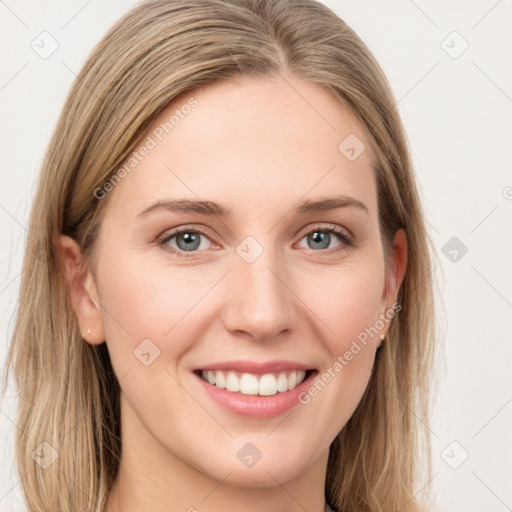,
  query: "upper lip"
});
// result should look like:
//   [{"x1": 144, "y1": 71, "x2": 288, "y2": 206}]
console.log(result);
[{"x1": 195, "y1": 360, "x2": 315, "y2": 374}]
